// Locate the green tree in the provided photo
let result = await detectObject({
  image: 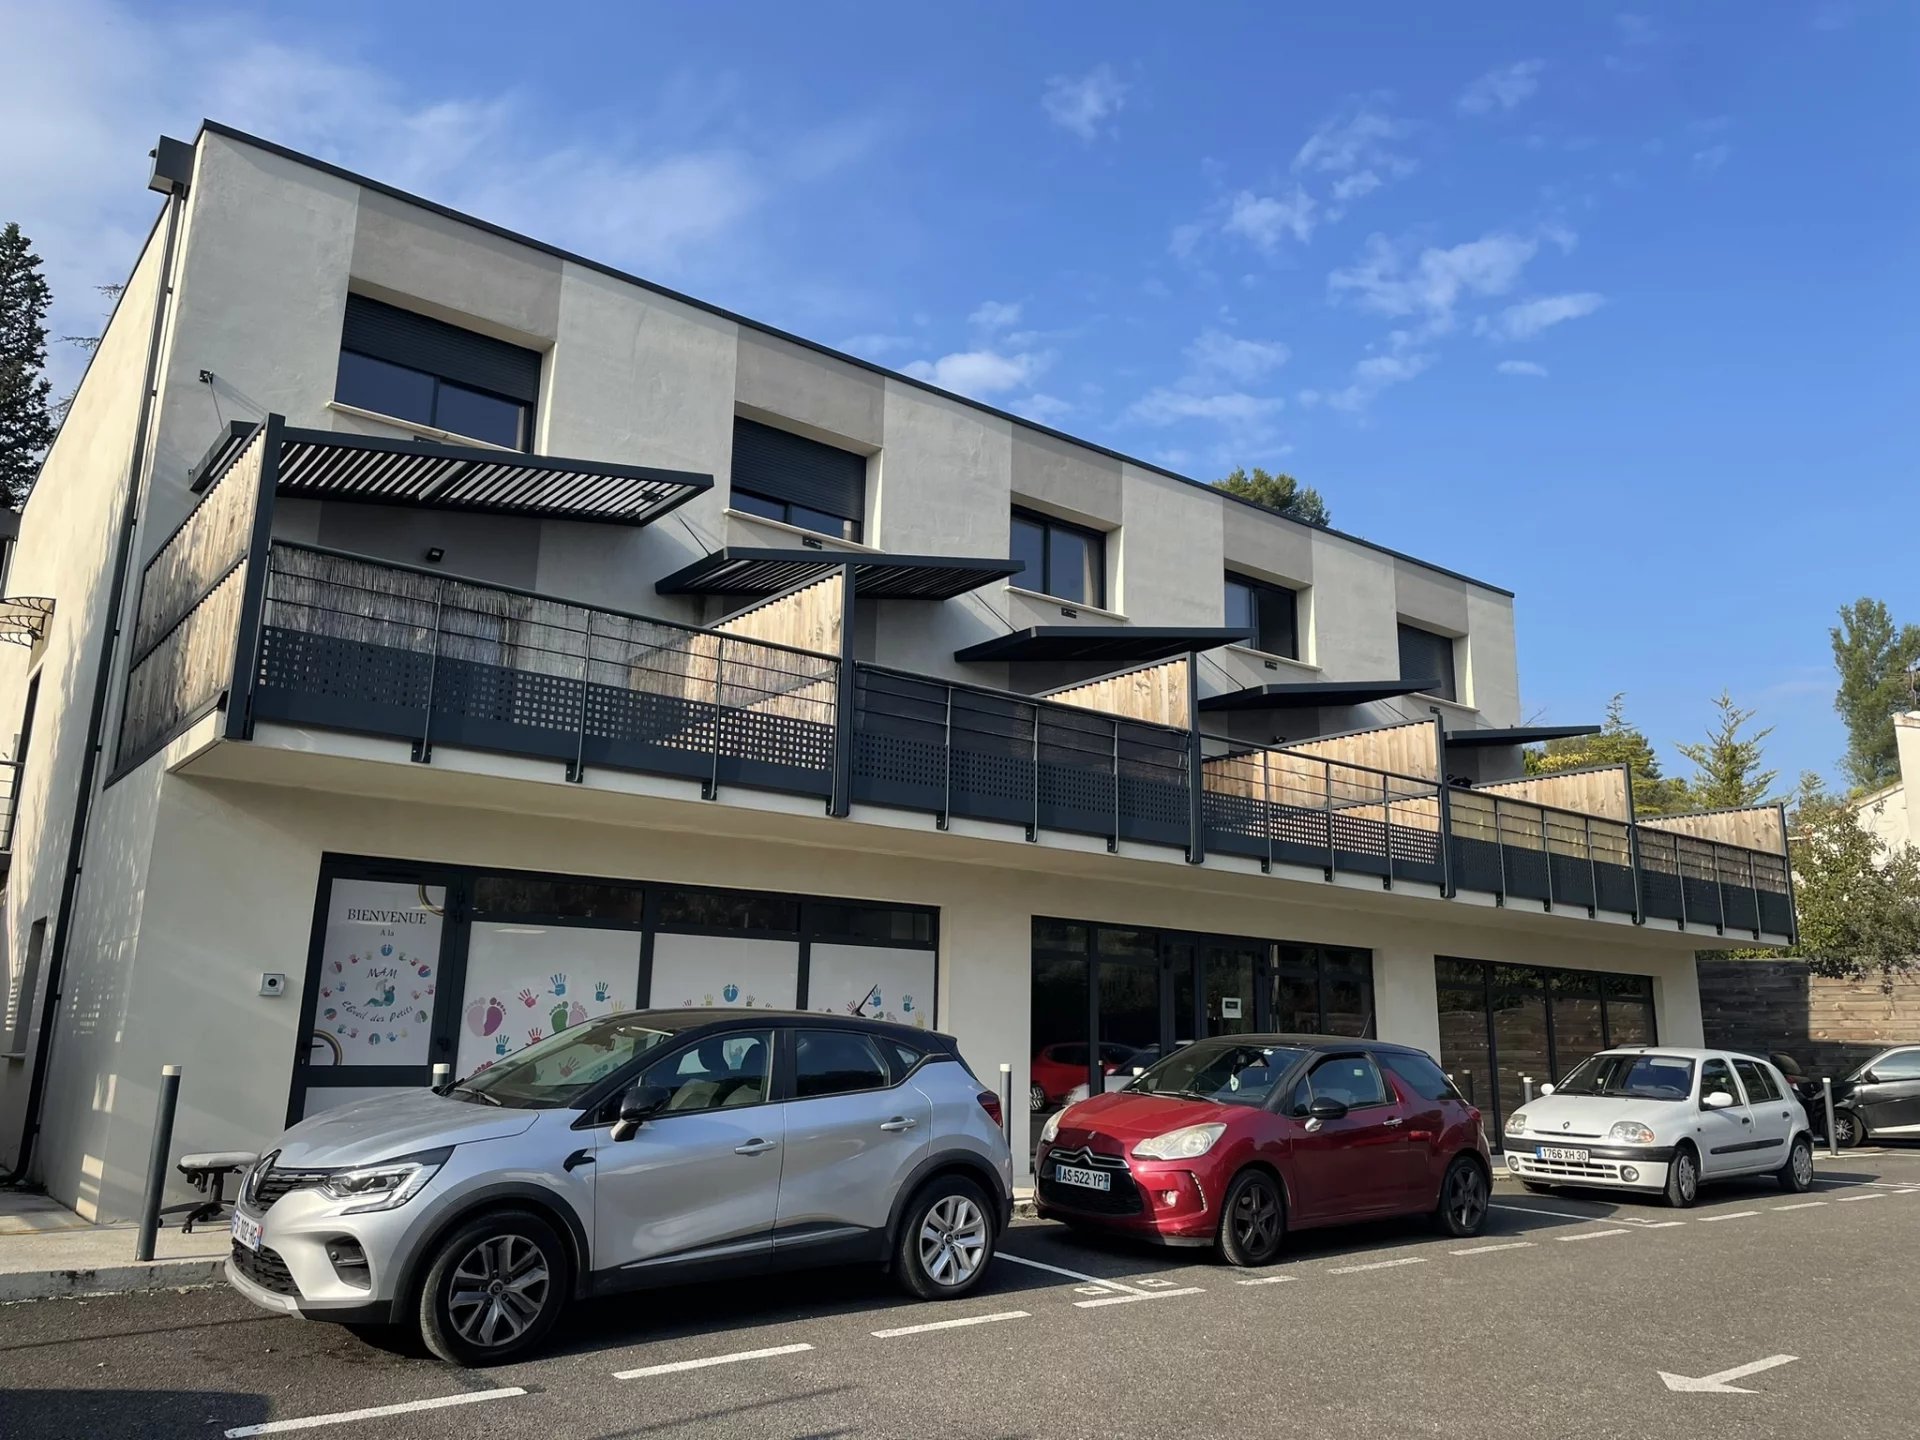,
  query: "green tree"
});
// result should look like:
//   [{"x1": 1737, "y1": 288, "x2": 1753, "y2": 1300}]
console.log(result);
[
  {"x1": 1787, "y1": 777, "x2": 1920, "y2": 981},
  {"x1": 0, "y1": 222, "x2": 57, "y2": 507},
  {"x1": 1212, "y1": 467, "x2": 1330, "y2": 527},
  {"x1": 1676, "y1": 690, "x2": 1778, "y2": 809},
  {"x1": 1831, "y1": 598, "x2": 1920, "y2": 792},
  {"x1": 1525, "y1": 692, "x2": 1691, "y2": 814}
]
